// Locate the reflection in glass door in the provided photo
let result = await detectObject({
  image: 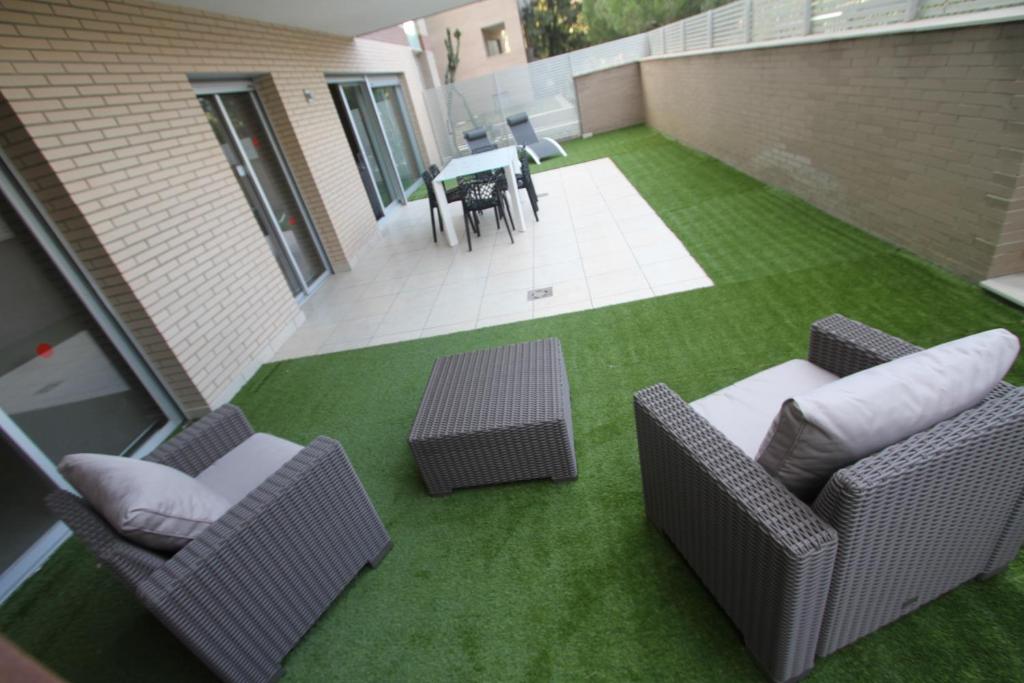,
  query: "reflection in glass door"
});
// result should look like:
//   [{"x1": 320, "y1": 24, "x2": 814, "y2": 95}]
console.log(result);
[
  {"x1": 0, "y1": 153, "x2": 181, "y2": 601},
  {"x1": 197, "y1": 86, "x2": 329, "y2": 298},
  {"x1": 339, "y1": 84, "x2": 395, "y2": 210},
  {"x1": 330, "y1": 77, "x2": 424, "y2": 214},
  {"x1": 372, "y1": 85, "x2": 422, "y2": 193}
]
